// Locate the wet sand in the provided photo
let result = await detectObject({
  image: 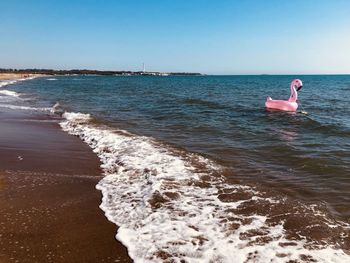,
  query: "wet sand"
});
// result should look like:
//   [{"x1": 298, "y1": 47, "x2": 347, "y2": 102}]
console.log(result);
[{"x1": 0, "y1": 109, "x2": 131, "y2": 262}]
